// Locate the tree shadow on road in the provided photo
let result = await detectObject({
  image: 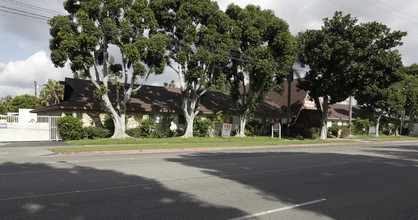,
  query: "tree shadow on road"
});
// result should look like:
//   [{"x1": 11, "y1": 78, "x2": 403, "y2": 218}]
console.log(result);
[
  {"x1": 167, "y1": 145, "x2": 418, "y2": 219},
  {"x1": 363, "y1": 143, "x2": 418, "y2": 161},
  {"x1": 0, "y1": 161, "x2": 246, "y2": 220}
]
